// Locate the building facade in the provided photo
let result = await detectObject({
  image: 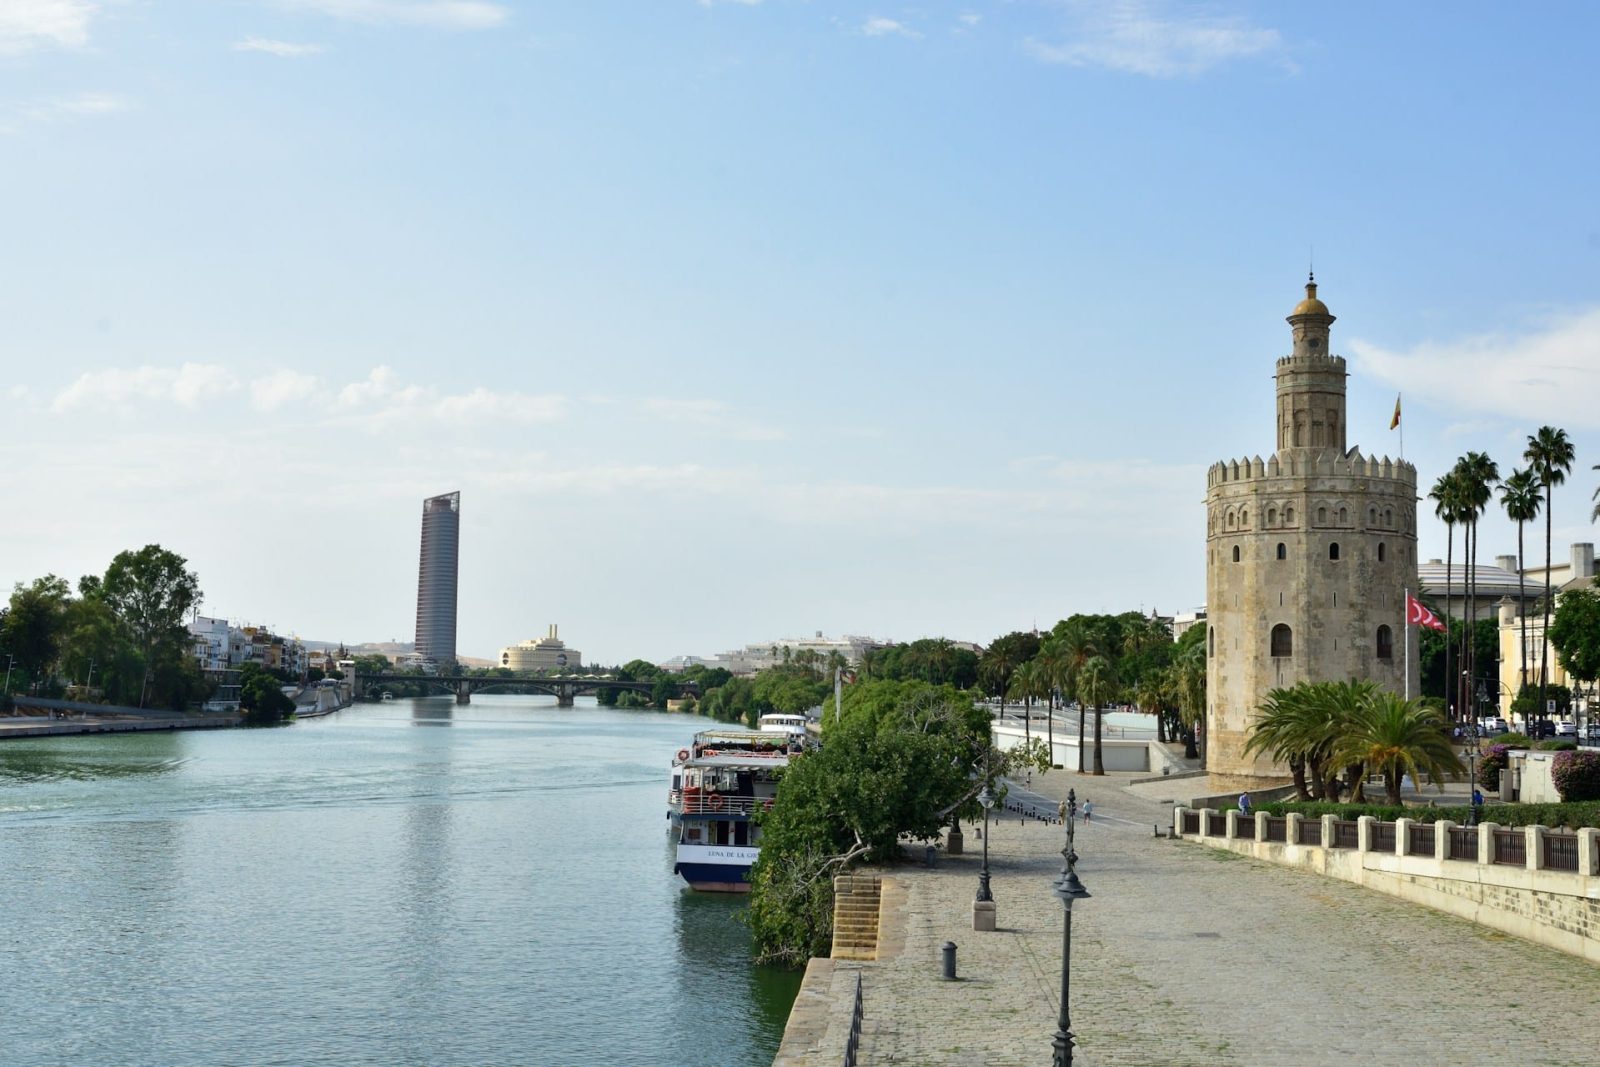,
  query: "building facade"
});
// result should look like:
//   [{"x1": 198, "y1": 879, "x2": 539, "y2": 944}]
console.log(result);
[
  {"x1": 1205, "y1": 280, "x2": 1420, "y2": 781},
  {"x1": 1495, "y1": 542, "x2": 1598, "y2": 717},
  {"x1": 415, "y1": 491, "x2": 461, "y2": 665},
  {"x1": 500, "y1": 625, "x2": 582, "y2": 671}
]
